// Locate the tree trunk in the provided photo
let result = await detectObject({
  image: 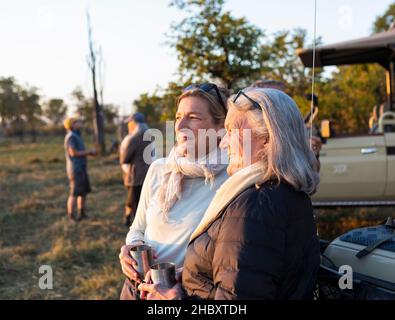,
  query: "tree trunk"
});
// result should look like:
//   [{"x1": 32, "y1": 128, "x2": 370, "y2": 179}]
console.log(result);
[
  {"x1": 87, "y1": 11, "x2": 106, "y2": 154},
  {"x1": 91, "y1": 67, "x2": 106, "y2": 154}
]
